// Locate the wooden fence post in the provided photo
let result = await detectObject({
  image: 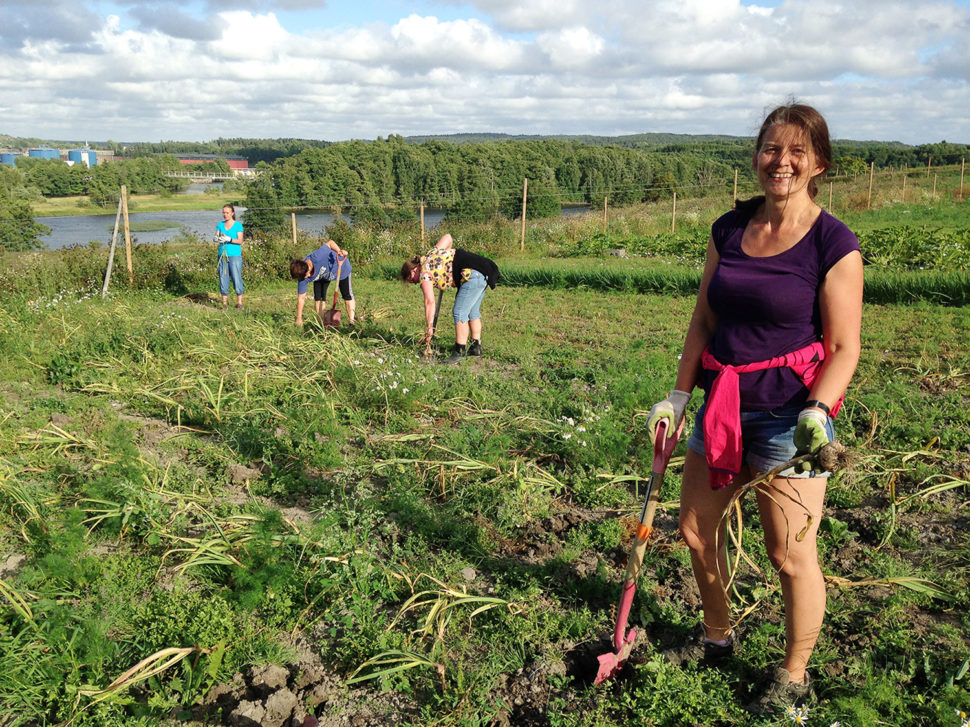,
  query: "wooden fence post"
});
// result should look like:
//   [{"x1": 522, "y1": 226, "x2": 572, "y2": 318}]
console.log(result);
[
  {"x1": 867, "y1": 162, "x2": 875, "y2": 209},
  {"x1": 933, "y1": 173, "x2": 938, "y2": 198},
  {"x1": 519, "y1": 178, "x2": 528, "y2": 252},
  {"x1": 733, "y1": 169, "x2": 738, "y2": 202},
  {"x1": 961, "y1": 158, "x2": 965, "y2": 200},
  {"x1": 902, "y1": 174, "x2": 907, "y2": 203},
  {"x1": 671, "y1": 191, "x2": 677, "y2": 233},
  {"x1": 291, "y1": 212, "x2": 297, "y2": 246},
  {"x1": 828, "y1": 182, "x2": 833, "y2": 210},
  {"x1": 420, "y1": 202, "x2": 425, "y2": 245},
  {"x1": 101, "y1": 195, "x2": 124, "y2": 298},
  {"x1": 121, "y1": 185, "x2": 132, "y2": 285},
  {"x1": 602, "y1": 196, "x2": 608, "y2": 234},
  {"x1": 926, "y1": 157, "x2": 932, "y2": 177}
]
